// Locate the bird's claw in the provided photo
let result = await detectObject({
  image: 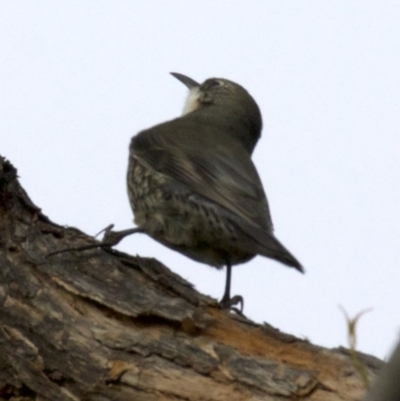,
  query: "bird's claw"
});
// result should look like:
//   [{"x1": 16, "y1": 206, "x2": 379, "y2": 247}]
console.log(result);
[
  {"x1": 220, "y1": 294, "x2": 244, "y2": 315},
  {"x1": 99, "y1": 226, "x2": 144, "y2": 248},
  {"x1": 97, "y1": 225, "x2": 126, "y2": 248},
  {"x1": 47, "y1": 224, "x2": 142, "y2": 257}
]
